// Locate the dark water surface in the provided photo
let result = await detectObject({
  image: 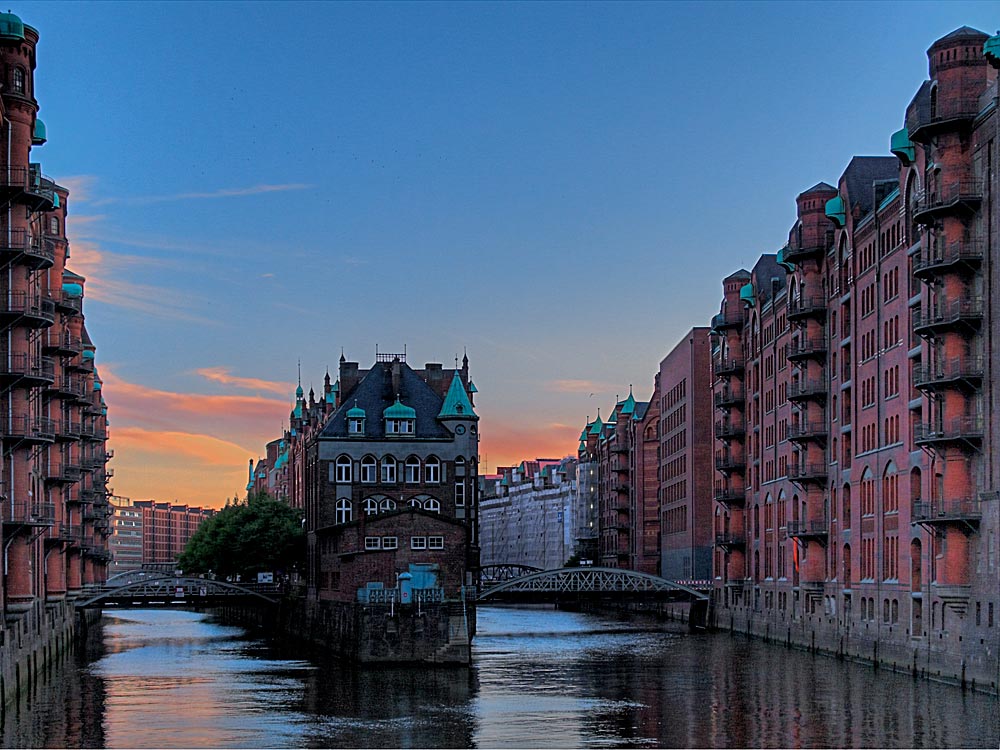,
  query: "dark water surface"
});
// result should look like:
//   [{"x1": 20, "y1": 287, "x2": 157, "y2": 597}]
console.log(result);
[{"x1": 1, "y1": 606, "x2": 997, "y2": 748}]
